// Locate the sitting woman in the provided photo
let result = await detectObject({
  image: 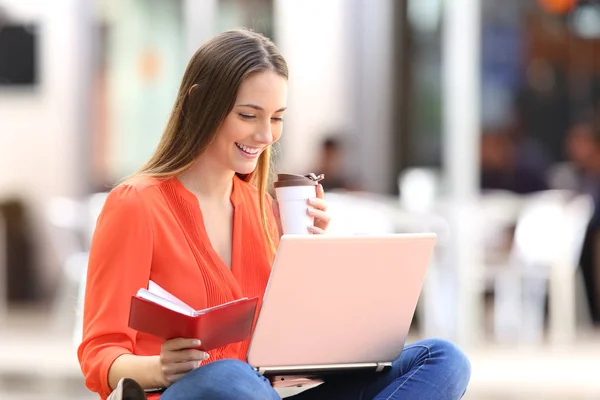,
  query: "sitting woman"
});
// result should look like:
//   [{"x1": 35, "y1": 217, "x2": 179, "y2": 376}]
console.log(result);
[{"x1": 78, "y1": 28, "x2": 471, "y2": 400}]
